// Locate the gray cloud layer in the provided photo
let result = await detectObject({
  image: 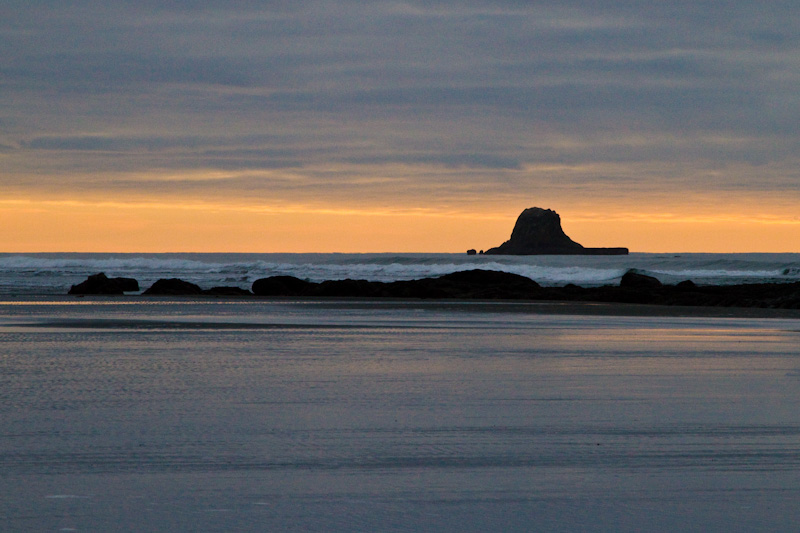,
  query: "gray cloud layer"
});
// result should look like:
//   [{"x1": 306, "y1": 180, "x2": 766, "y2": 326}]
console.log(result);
[{"x1": 3, "y1": 1, "x2": 800, "y2": 208}]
